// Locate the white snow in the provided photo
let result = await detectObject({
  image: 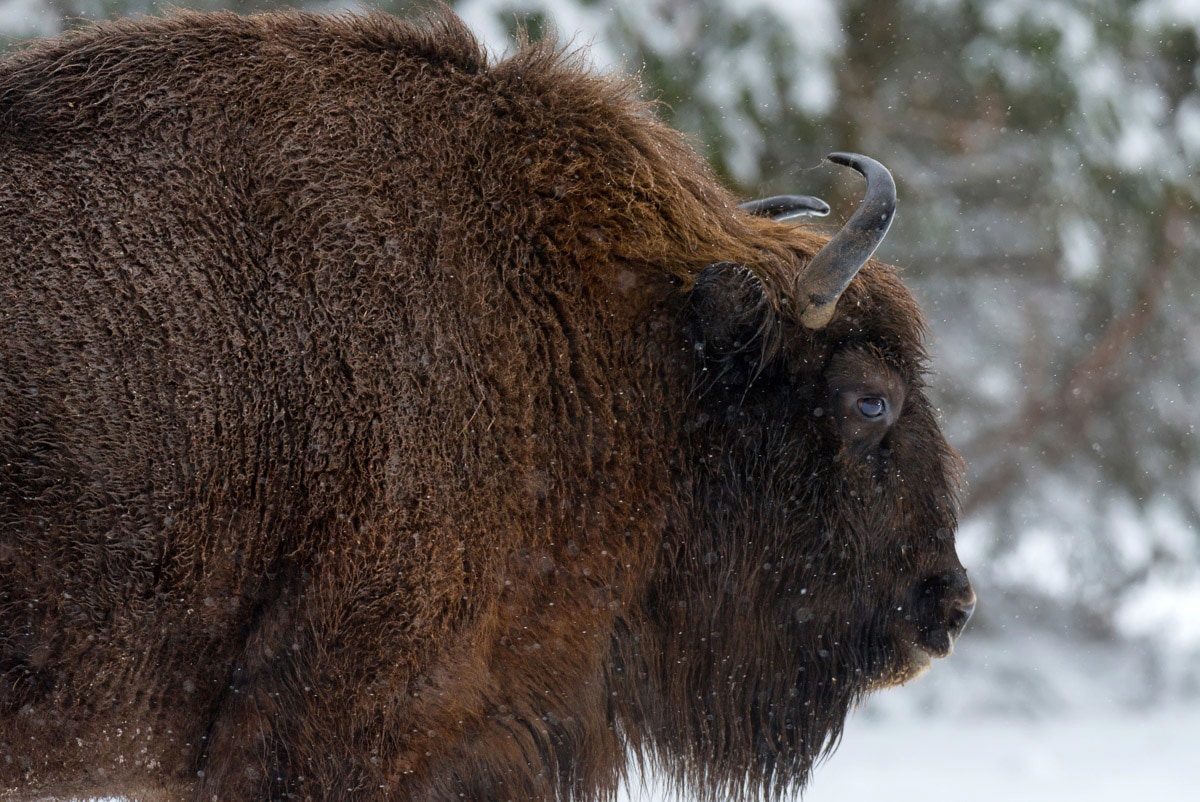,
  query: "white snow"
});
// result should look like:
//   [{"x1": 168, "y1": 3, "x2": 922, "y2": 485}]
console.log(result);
[
  {"x1": 1116, "y1": 570, "x2": 1200, "y2": 653},
  {"x1": 733, "y1": 0, "x2": 843, "y2": 116},
  {"x1": 456, "y1": 0, "x2": 621, "y2": 66},
  {"x1": 1058, "y1": 214, "x2": 1102, "y2": 282},
  {"x1": 0, "y1": 0, "x2": 57, "y2": 36},
  {"x1": 1176, "y1": 96, "x2": 1200, "y2": 163},
  {"x1": 1137, "y1": 0, "x2": 1200, "y2": 30},
  {"x1": 802, "y1": 702, "x2": 1200, "y2": 802}
]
